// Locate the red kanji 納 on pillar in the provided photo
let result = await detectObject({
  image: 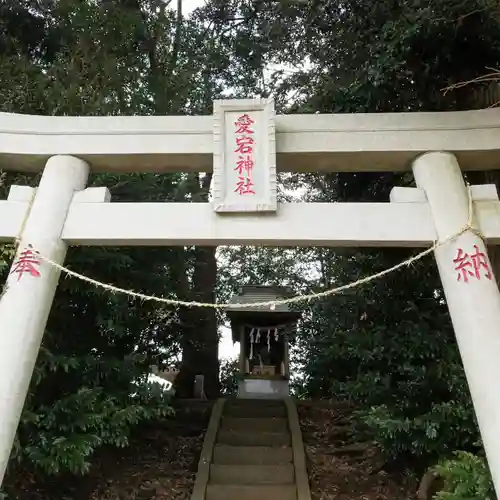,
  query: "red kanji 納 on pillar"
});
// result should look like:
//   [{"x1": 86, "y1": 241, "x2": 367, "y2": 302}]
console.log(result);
[{"x1": 454, "y1": 245, "x2": 492, "y2": 283}]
